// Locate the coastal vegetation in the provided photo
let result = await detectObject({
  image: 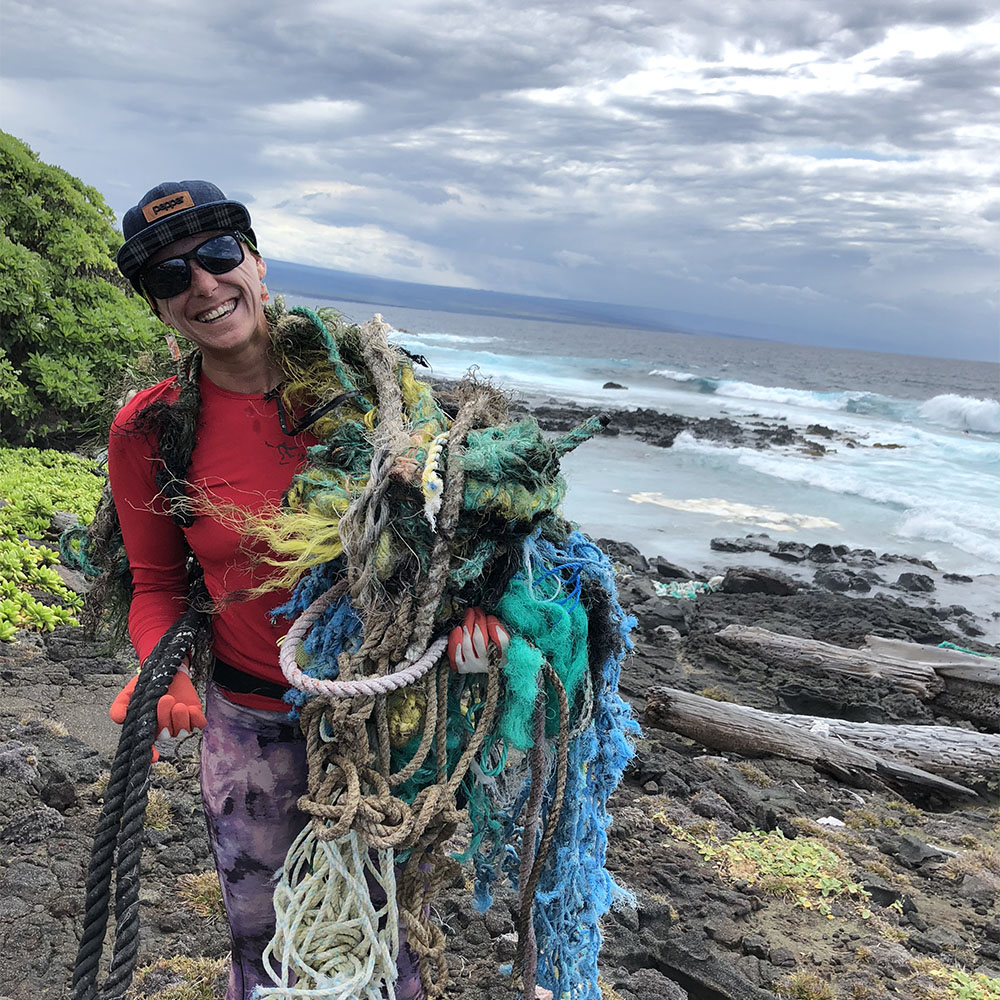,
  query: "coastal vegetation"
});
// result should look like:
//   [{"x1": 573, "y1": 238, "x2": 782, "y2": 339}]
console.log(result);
[
  {"x1": 660, "y1": 820, "x2": 873, "y2": 919},
  {"x1": 0, "y1": 131, "x2": 161, "y2": 445}
]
